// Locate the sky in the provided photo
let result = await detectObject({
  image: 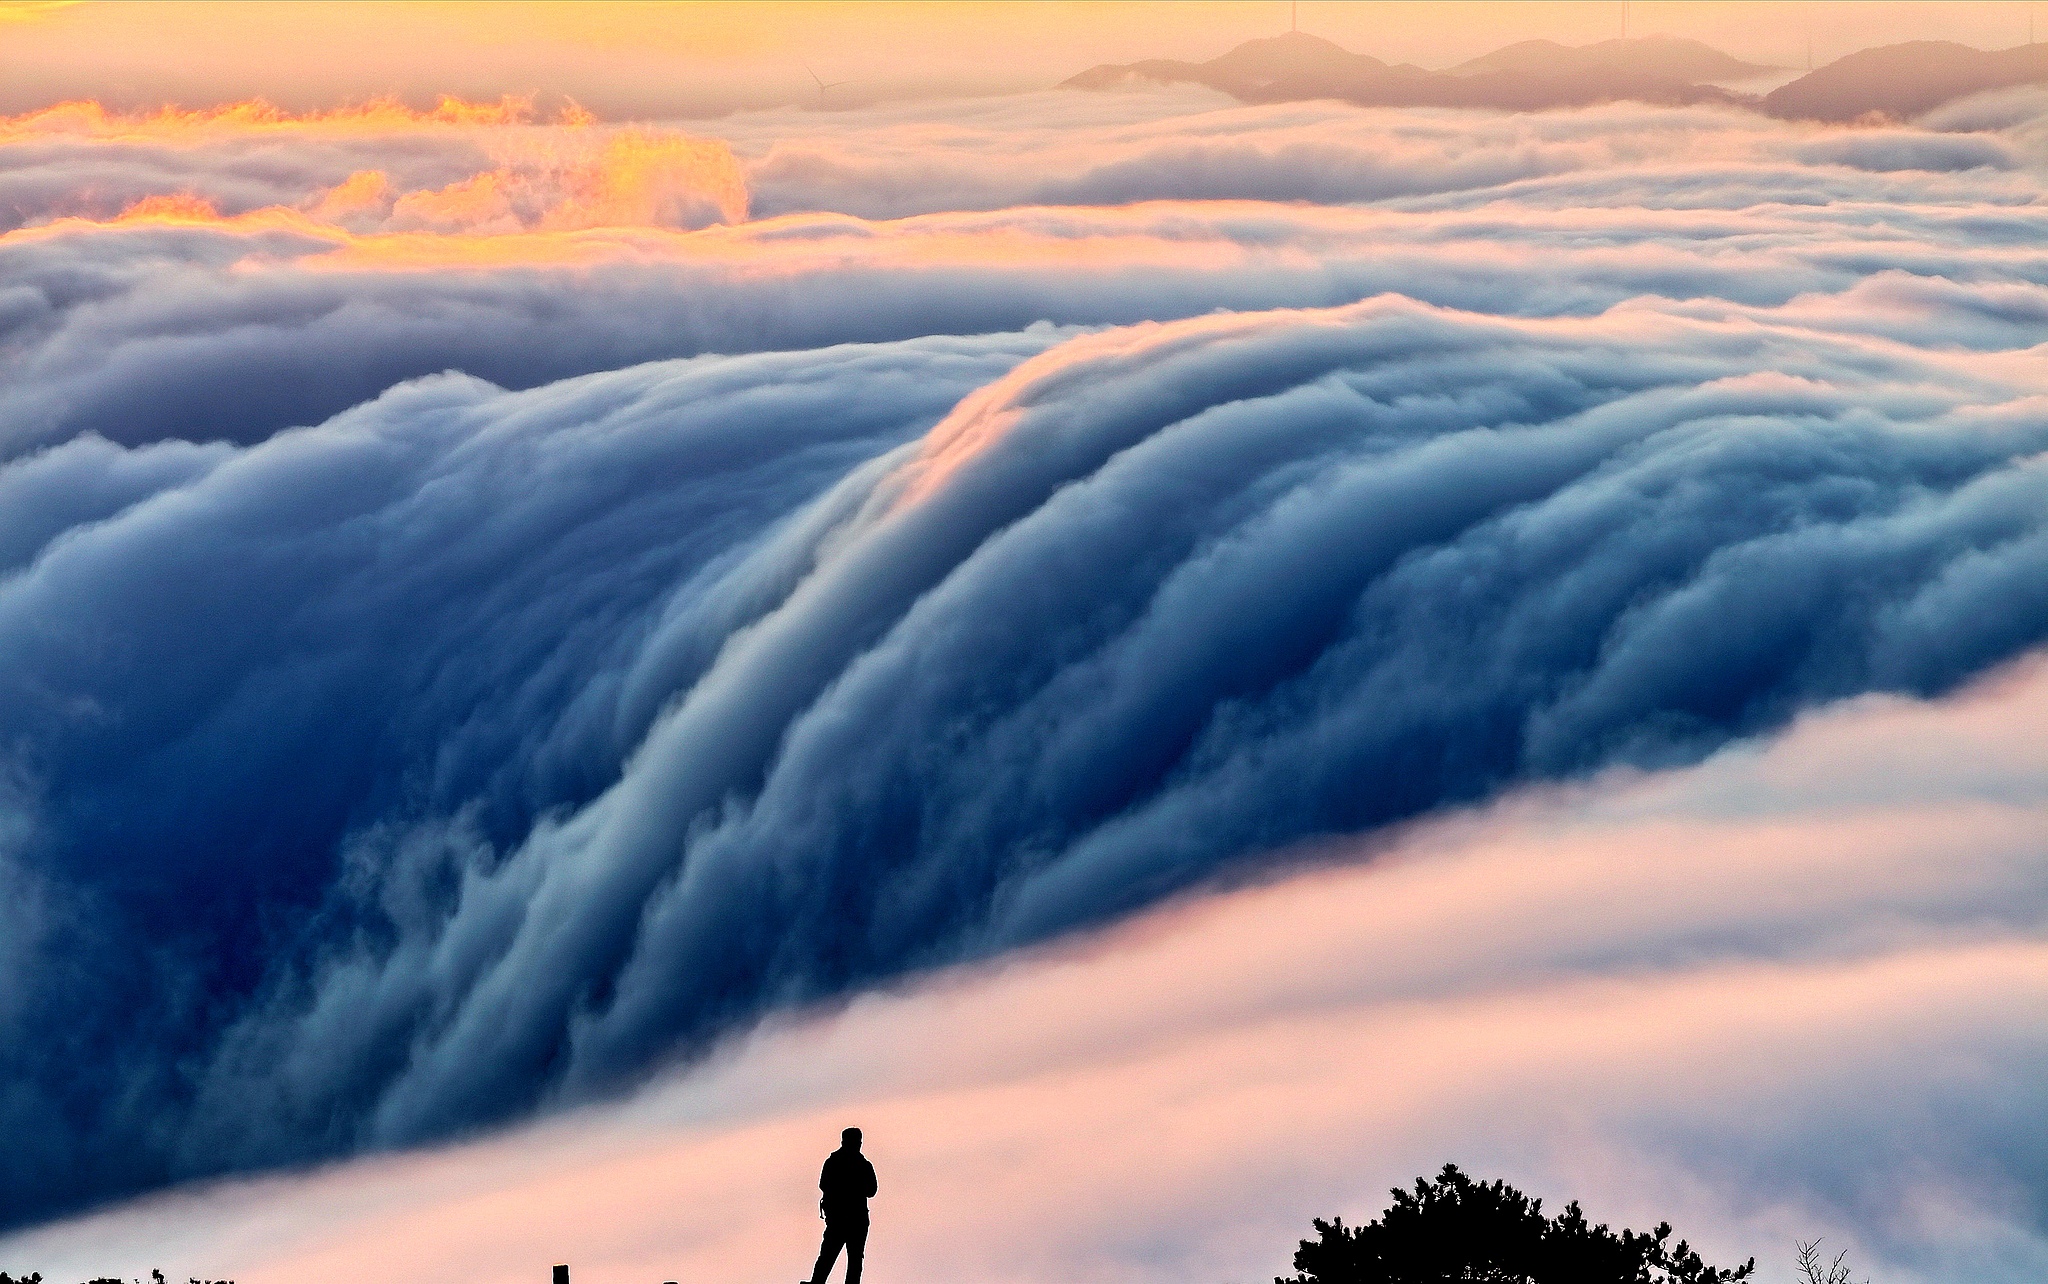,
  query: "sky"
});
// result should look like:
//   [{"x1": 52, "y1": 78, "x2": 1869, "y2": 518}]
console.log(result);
[
  {"x1": 2, "y1": 4, "x2": 2047, "y2": 1283},
  {"x1": 5, "y1": 2, "x2": 2048, "y2": 112}
]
